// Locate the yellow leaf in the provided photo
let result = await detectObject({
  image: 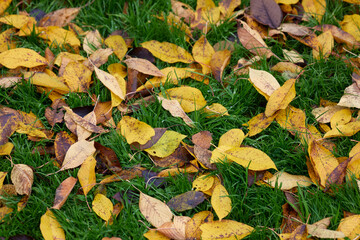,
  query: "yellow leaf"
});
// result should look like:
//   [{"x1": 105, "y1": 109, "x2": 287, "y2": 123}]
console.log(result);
[
  {"x1": 219, "y1": 129, "x2": 246, "y2": 148},
  {"x1": 108, "y1": 63, "x2": 127, "y2": 79},
  {"x1": 192, "y1": 174, "x2": 215, "y2": 192},
  {"x1": 265, "y1": 172, "x2": 313, "y2": 190},
  {"x1": 211, "y1": 184, "x2": 231, "y2": 220},
  {"x1": 25, "y1": 72, "x2": 70, "y2": 92},
  {"x1": 338, "y1": 83, "x2": 360, "y2": 109},
  {"x1": 275, "y1": 0, "x2": 299, "y2": 4},
  {"x1": 313, "y1": 31, "x2": 334, "y2": 60},
  {"x1": 157, "y1": 12, "x2": 192, "y2": 42},
  {"x1": 62, "y1": 61, "x2": 92, "y2": 92},
  {"x1": 219, "y1": 0, "x2": 241, "y2": 18},
  {"x1": 348, "y1": 142, "x2": 360, "y2": 178},
  {"x1": 39, "y1": 26, "x2": 80, "y2": 47},
  {"x1": 158, "y1": 96, "x2": 194, "y2": 127},
  {"x1": 308, "y1": 140, "x2": 339, "y2": 187},
  {"x1": 226, "y1": 147, "x2": 278, "y2": 171},
  {"x1": 0, "y1": 48, "x2": 48, "y2": 69},
  {"x1": 330, "y1": 108, "x2": 352, "y2": 129},
  {"x1": 302, "y1": 0, "x2": 326, "y2": 22},
  {"x1": 0, "y1": 0, "x2": 11, "y2": 16},
  {"x1": 0, "y1": 28, "x2": 16, "y2": 53},
  {"x1": 54, "y1": 52, "x2": 86, "y2": 66},
  {"x1": 143, "y1": 229, "x2": 170, "y2": 240},
  {"x1": 0, "y1": 14, "x2": 35, "y2": 30},
  {"x1": 0, "y1": 142, "x2": 14, "y2": 155},
  {"x1": 271, "y1": 62, "x2": 303, "y2": 74},
  {"x1": 341, "y1": 14, "x2": 360, "y2": 41},
  {"x1": 312, "y1": 105, "x2": 345, "y2": 123},
  {"x1": 0, "y1": 172, "x2": 7, "y2": 189},
  {"x1": 244, "y1": 112, "x2": 277, "y2": 136},
  {"x1": 118, "y1": 116, "x2": 155, "y2": 145},
  {"x1": 123, "y1": 58, "x2": 164, "y2": 77},
  {"x1": 144, "y1": 130, "x2": 186, "y2": 157},
  {"x1": 110, "y1": 73, "x2": 126, "y2": 107},
  {"x1": 61, "y1": 140, "x2": 96, "y2": 171},
  {"x1": 83, "y1": 30, "x2": 103, "y2": 54},
  {"x1": 265, "y1": 78, "x2": 296, "y2": 117},
  {"x1": 78, "y1": 155, "x2": 96, "y2": 196},
  {"x1": 185, "y1": 211, "x2": 214, "y2": 239},
  {"x1": 0, "y1": 206, "x2": 13, "y2": 223},
  {"x1": 196, "y1": 0, "x2": 216, "y2": 10},
  {"x1": 191, "y1": 7, "x2": 220, "y2": 33},
  {"x1": 203, "y1": 103, "x2": 229, "y2": 118},
  {"x1": 210, "y1": 50, "x2": 231, "y2": 82},
  {"x1": 162, "y1": 86, "x2": 207, "y2": 113},
  {"x1": 343, "y1": 0, "x2": 360, "y2": 3},
  {"x1": 276, "y1": 106, "x2": 306, "y2": 134},
  {"x1": 249, "y1": 68, "x2": 280, "y2": 100},
  {"x1": 192, "y1": 36, "x2": 215, "y2": 74},
  {"x1": 40, "y1": 210, "x2": 66, "y2": 240},
  {"x1": 139, "y1": 192, "x2": 173, "y2": 228},
  {"x1": 200, "y1": 219, "x2": 253, "y2": 240},
  {"x1": 324, "y1": 121, "x2": 360, "y2": 138},
  {"x1": 337, "y1": 215, "x2": 360, "y2": 240},
  {"x1": 104, "y1": 35, "x2": 128, "y2": 61},
  {"x1": 94, "y1": 65, "x2": 125, "y2": 100},
  {"x1": 16, "y1": 122, "x2": 48, "y2": 139},
  {"x1": 92, "y1": 193, "x2": 114, "y2": 221},
  {"x1": 11, "y1": 164, "x2": 33, "y2": 195},
  {"x1": 141, "y1": 40, "x2": 194, "y2": 63}
]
